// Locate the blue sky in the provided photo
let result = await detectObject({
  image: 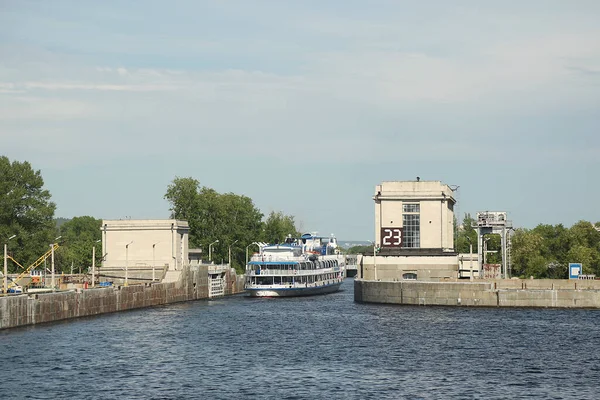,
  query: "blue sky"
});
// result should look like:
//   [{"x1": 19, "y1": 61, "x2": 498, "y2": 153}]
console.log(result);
[{"x1": 1, "y1": 0, "x2": 599, "y2": 240}]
